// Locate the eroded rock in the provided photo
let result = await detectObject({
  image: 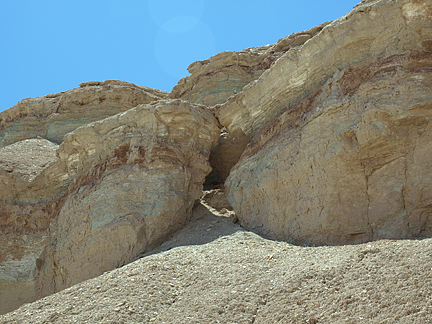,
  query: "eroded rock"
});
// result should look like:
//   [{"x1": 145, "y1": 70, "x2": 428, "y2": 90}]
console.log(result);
[
  {"x1": 169, "y1": 22, "x2": 329, "y2": 107},
  {"x1": 0, "y1": 80, "x2": 168, "y2": 148},
  {"x1": 0, "y1": 99, "x2": 219, "y2": 313},
  {"x1": 0, "y1": 138, "x2": 59, "y2": 314},
  {"x1": 225, "y1": 0, "x2": 432, "y2": 245}
]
